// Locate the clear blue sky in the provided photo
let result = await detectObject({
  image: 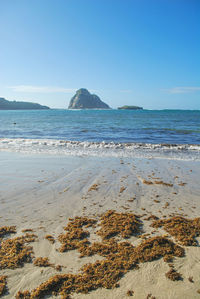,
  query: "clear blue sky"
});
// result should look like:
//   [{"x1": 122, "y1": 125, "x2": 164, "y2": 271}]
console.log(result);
[{"x1": 0, "y1": 0, "x2": 199, "y2": 109}]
